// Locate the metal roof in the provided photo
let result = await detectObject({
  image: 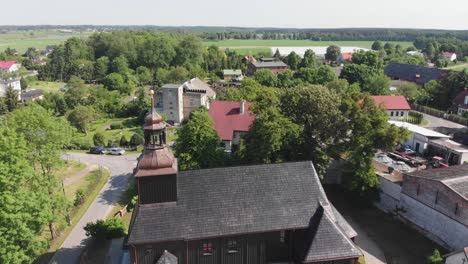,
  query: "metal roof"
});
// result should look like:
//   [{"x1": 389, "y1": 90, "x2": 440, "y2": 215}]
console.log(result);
[
  {"x1": 389, "y1": 121, "x2": 451, "y2": 138},
  {"x1": 223, "y1": 69, "x2": 242, "y2": 75}
]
